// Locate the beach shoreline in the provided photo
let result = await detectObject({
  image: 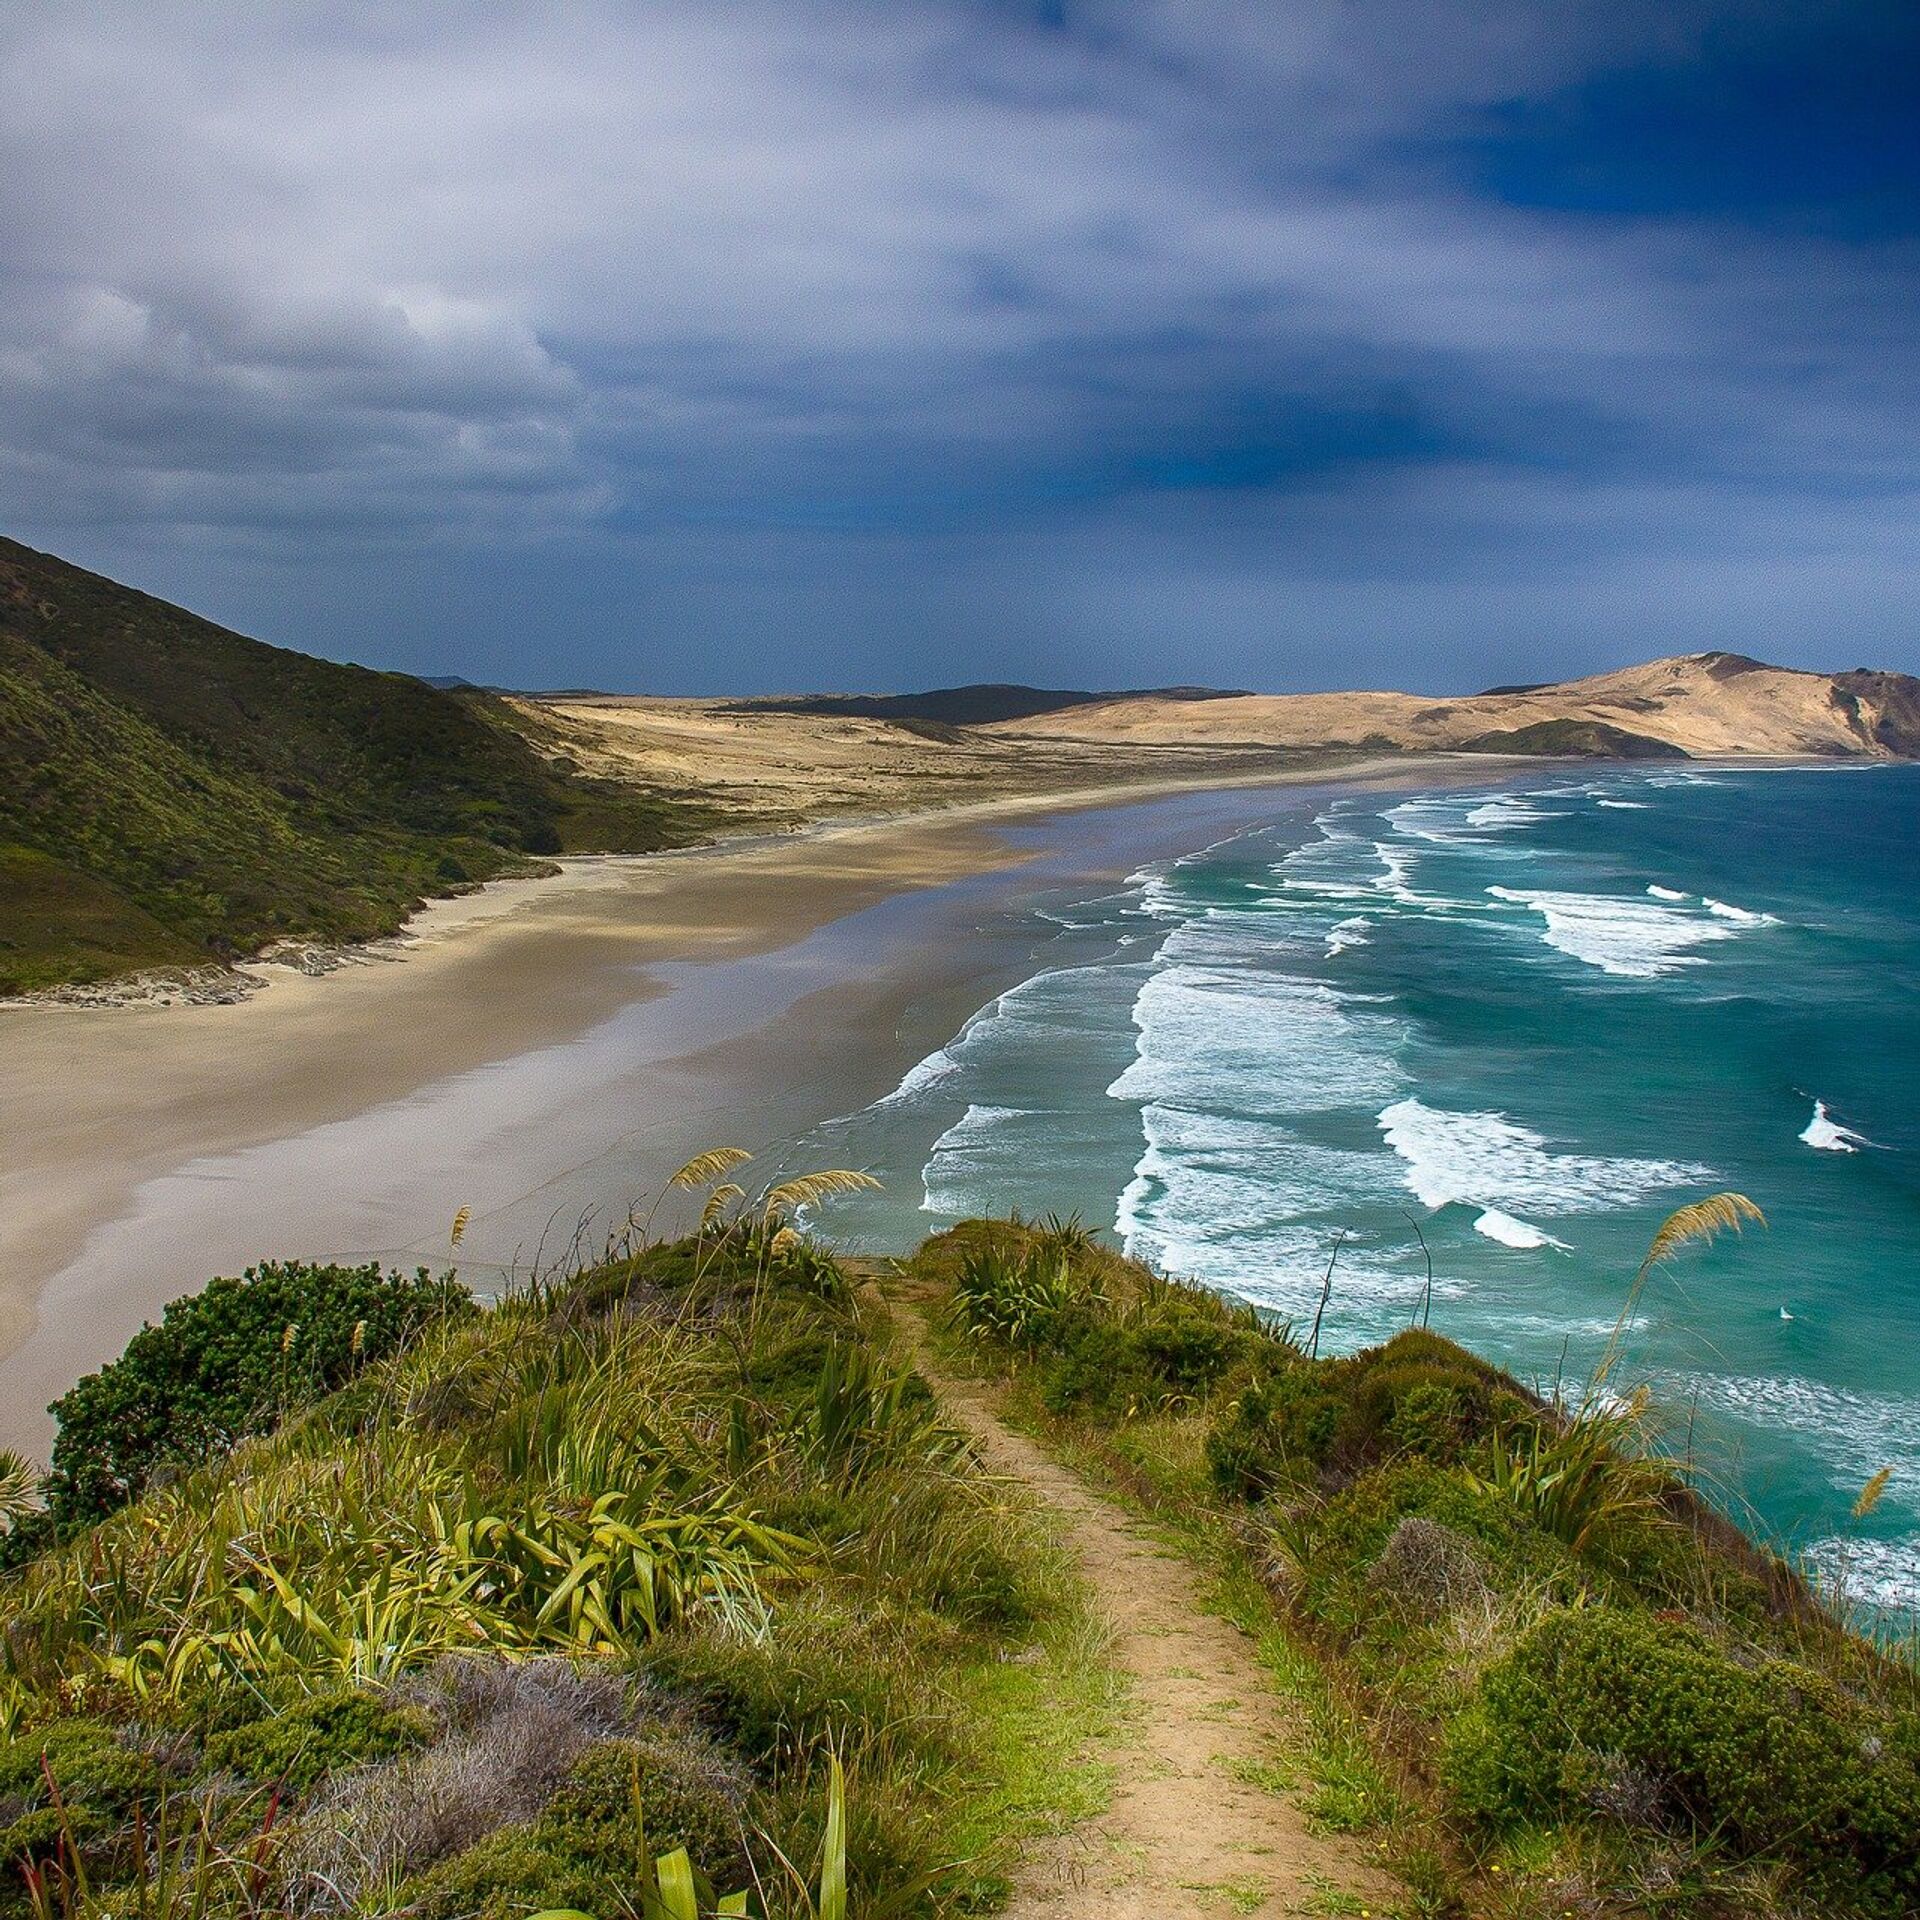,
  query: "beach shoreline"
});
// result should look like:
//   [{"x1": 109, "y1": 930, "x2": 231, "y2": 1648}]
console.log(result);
[{"x1": 0, "y1": 752, "x2": 1520, "y2": 1452}]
